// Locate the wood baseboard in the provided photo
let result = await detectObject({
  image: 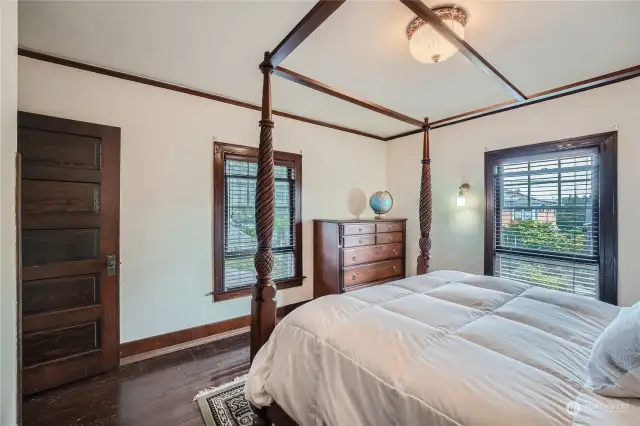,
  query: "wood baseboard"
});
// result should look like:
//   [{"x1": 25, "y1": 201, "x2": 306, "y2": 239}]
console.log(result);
[{"x1": 119, "y1": 300, "x2": 308, "y2": 363}]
